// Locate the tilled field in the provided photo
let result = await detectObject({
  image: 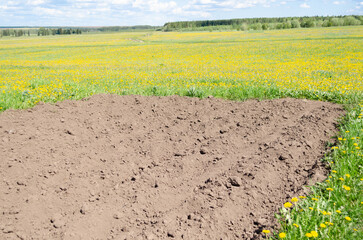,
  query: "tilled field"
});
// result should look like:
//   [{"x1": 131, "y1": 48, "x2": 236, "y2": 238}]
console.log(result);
[{"x1": 0, "y1": 95, "x2": 344, "y2": 239}]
